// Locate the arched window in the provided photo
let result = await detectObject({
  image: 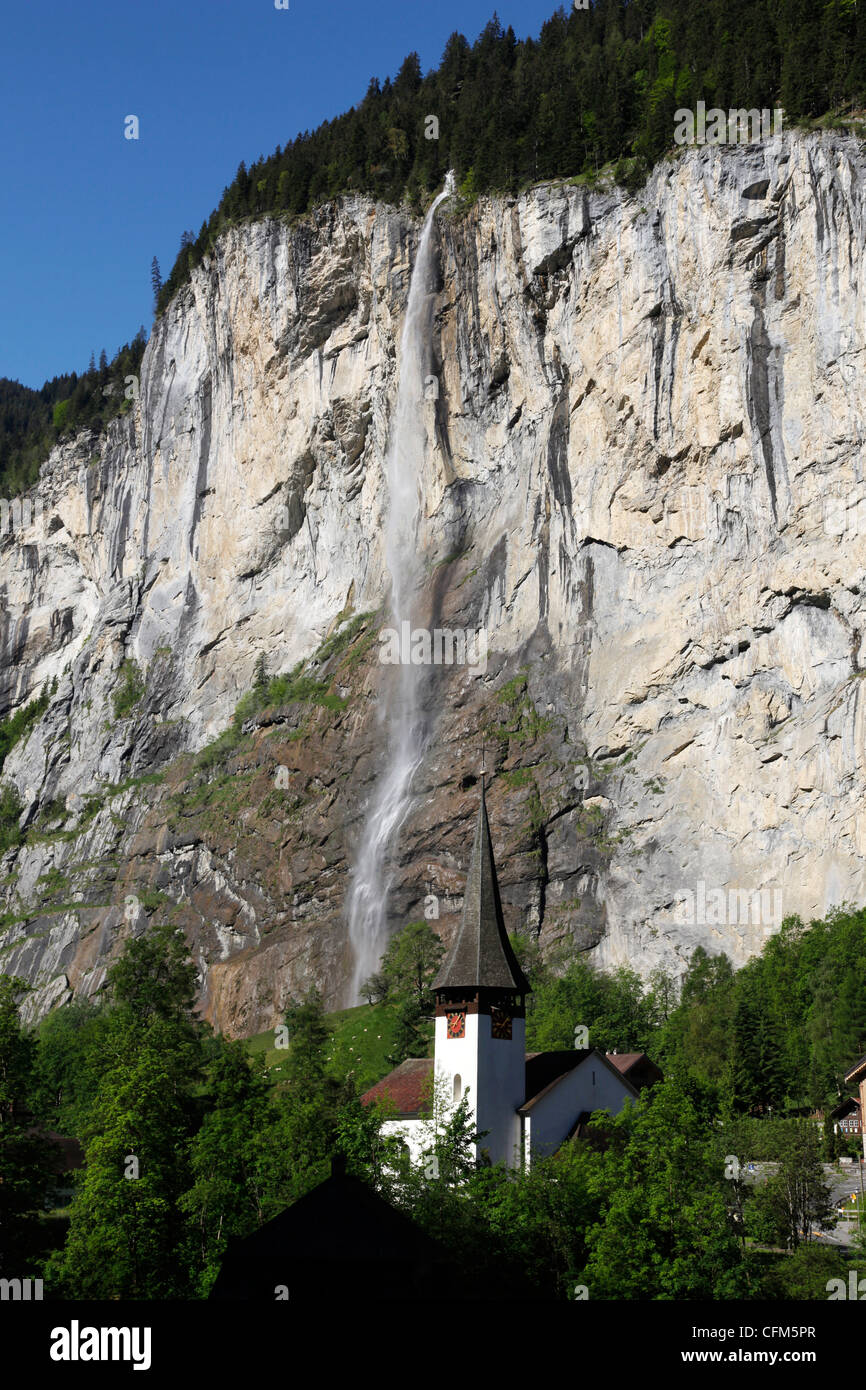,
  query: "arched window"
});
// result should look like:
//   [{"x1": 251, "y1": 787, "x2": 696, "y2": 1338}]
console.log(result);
[{"x1": 453, "y1": 1074, "x2": 462, "y2": 1102}]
